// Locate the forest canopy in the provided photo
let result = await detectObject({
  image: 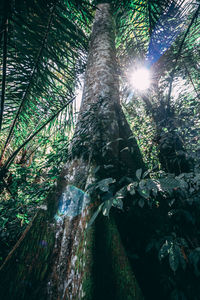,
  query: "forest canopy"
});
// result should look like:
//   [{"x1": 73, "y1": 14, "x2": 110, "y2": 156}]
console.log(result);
[{"x1": 0, "y1": 0, "x2": 200, "y2": 299}]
